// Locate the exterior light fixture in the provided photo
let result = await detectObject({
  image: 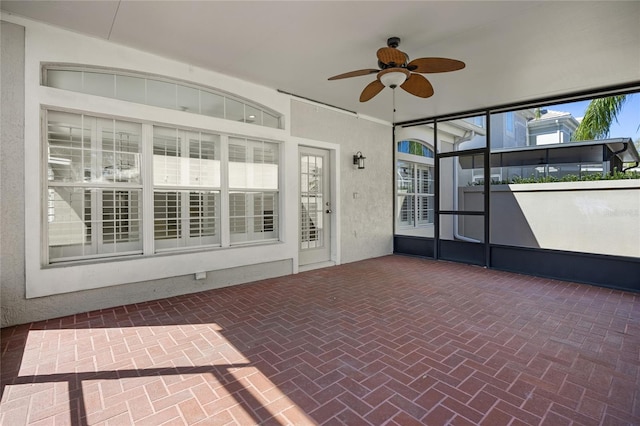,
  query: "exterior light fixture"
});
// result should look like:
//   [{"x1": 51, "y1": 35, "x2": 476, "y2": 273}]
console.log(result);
[{"x1": 353, "y1": 151, "x2": 366, "y2": 169}]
